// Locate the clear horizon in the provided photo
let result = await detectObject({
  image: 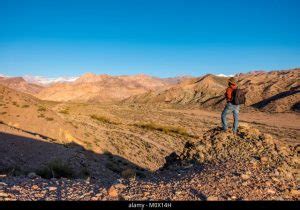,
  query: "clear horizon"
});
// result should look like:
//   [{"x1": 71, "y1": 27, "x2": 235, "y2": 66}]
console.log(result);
[{"x1": 1, "y1": 0, "x2": 299, "y2": 78}]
